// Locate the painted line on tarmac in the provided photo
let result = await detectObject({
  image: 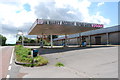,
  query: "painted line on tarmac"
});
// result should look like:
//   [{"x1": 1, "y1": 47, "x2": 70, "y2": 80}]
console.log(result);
[
  {"x1": 1, "y1": 46, "x2": 8, "y2": 49},
  {"x1": 6, "y1": 75, "x2": 10, "y2": 78},
  {"x1": 10, "y1": 48, "x2": 14, "y2": 64},
  {"x1": 8, "y1": 66, "x2": 11, "y2": 71},
  {"x1": 6, "y1": 48, "x2": 14, "y2": 79}
]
